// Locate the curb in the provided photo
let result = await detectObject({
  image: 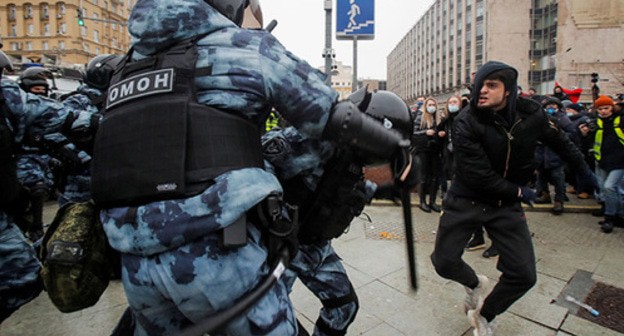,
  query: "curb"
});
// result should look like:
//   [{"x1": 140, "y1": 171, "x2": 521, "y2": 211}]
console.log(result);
[{"x1": 371, "y1": 196, "x2": 601, "y2": 214}]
